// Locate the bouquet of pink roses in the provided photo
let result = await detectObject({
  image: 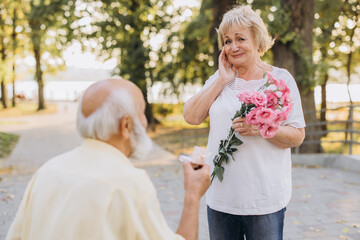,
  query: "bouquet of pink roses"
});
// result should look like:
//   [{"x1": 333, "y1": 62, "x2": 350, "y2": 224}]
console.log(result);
[{"x1": 211, "y1": 72, "x2": 293, "y2": 183}]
